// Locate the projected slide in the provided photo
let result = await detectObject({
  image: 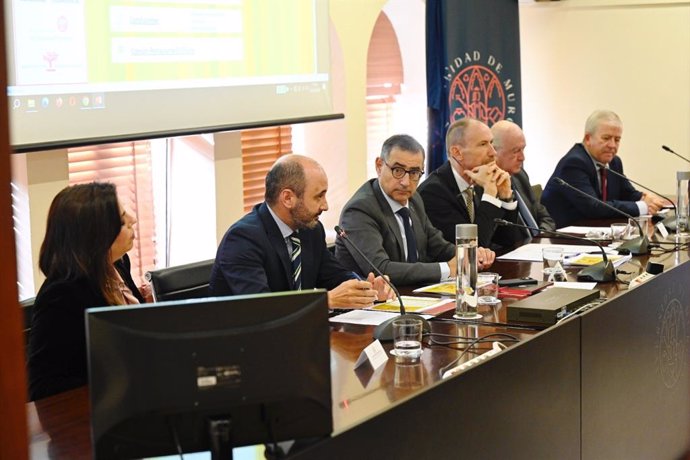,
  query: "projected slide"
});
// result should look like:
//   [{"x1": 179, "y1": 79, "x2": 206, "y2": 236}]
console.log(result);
[{"x1": 6, "y1": 0, "x2": 333, "y2": 149}]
